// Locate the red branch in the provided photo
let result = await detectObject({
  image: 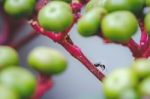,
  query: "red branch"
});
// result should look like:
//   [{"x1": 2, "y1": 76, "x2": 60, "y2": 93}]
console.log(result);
[
  {"x1": 35, "y1": 0, "x2": 49, "y2": 11},
  {"x1": 79, "y1": 0, "x2": 89, "y2": 4},
  {"x1": 126, "y1": 39, "x2": 142, "y2": 58},
  {"x1": 9, "y1": 31, "x2": 39, "y2": 49},
  {"x1": 60, "y1": 36, "x2": 105, "y2": 80},
  {"x1": 29, "y1": 20, "x2": 105, "y2": 81},
  {"x1": 98, "y1": 33, "x2": 142, "y2": 58},
  {"x1": 32, "y1": 74, "x2": 53, "y2": 99},
  {"x1": 71, "y1": 0, "x2": 83, "y2": 13},
  {"x1": 139, "y1": 19, "x2": 149, "y2": 53},
  {"x1": 0, "y1": 7, "x2": 10, "y2": 44},
  {"x1": 0, "y1": 6, "x2": 27, "y2": 45},
  {"x1": 143, "y1": 45, "x2": 150, "y2": 58},
  {"x1": 142, "y1": 37, "x2": 150, "y2": 58}
]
